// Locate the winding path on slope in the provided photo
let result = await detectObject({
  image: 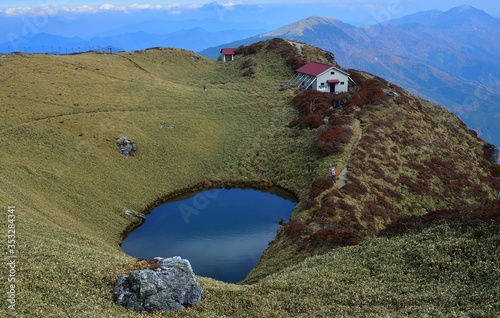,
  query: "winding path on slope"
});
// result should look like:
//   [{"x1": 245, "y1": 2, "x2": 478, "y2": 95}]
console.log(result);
[
  {"x1": 335, "y1": 125, "x2": 363, "y2": 189},
  {"x1": 314, "y1": 120, "x2": 363, "y2": 211}
]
